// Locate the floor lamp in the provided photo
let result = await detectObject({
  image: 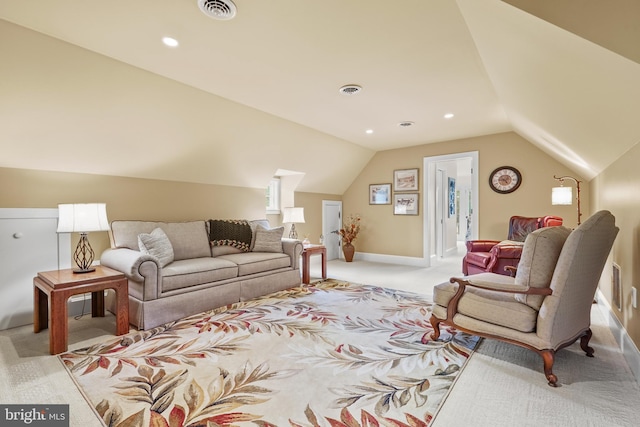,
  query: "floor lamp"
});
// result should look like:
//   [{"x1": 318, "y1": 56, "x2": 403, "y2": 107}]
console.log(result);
[{"x1": 551, "y1": 175, "x2": 582, "y2": 225}]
